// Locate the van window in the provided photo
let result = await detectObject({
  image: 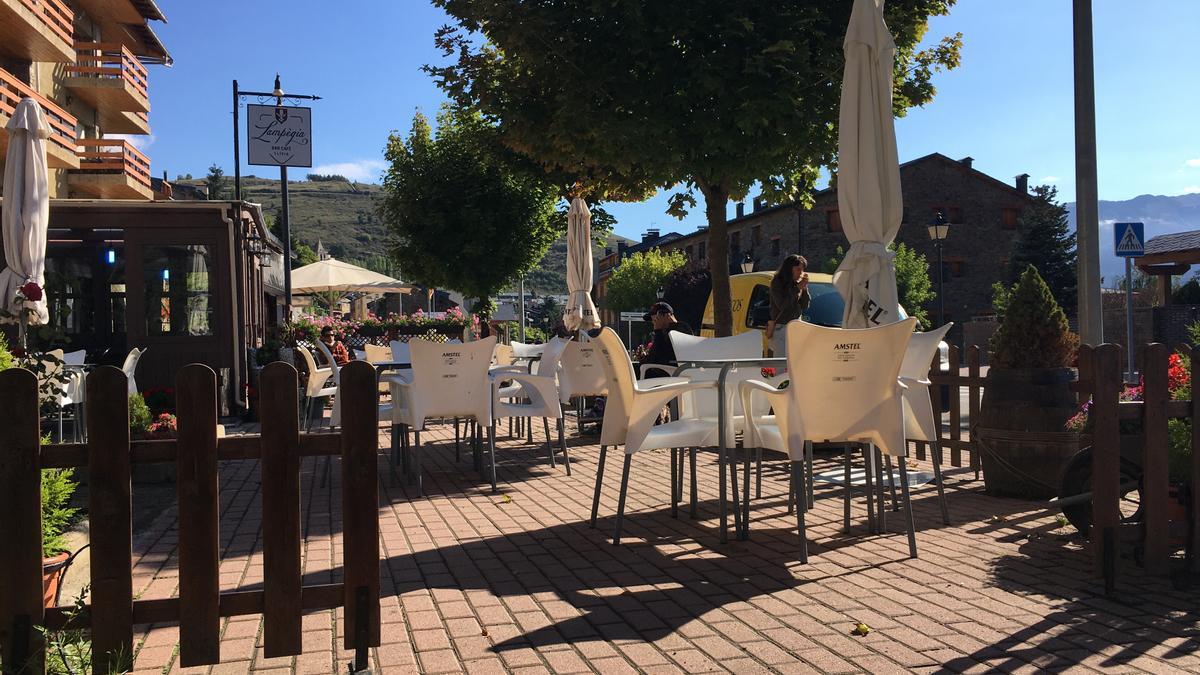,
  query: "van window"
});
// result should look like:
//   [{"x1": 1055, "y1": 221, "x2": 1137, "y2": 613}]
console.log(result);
[{"x1": 747, "y1": 284, "x2": 771, "y2": 328}]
